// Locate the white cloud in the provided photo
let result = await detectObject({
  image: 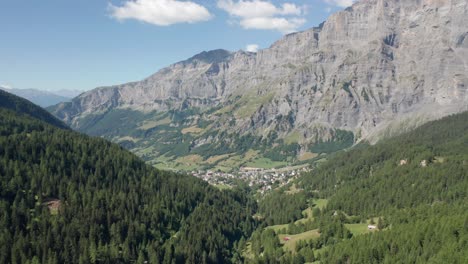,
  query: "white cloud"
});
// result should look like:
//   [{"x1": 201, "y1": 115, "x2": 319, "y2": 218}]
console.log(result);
[
  {"x1": 110, "y1": 0, "x2": 212, "y2": 26},
  {"x1": 217, "y1": 0, "x2": 301, "y2": 18},
  {"x1": 324, "y1": 0, "x2": 356, "y2": 8},
  {"x1": 217, "y1": 0, "x2": 306, "y2": 33},
  {"x1": 245, "y1": 44, "x2": 259, "y2": 52},
  {"x1": 241, "y1": 17, "x2": 305, "y2": 33}
]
